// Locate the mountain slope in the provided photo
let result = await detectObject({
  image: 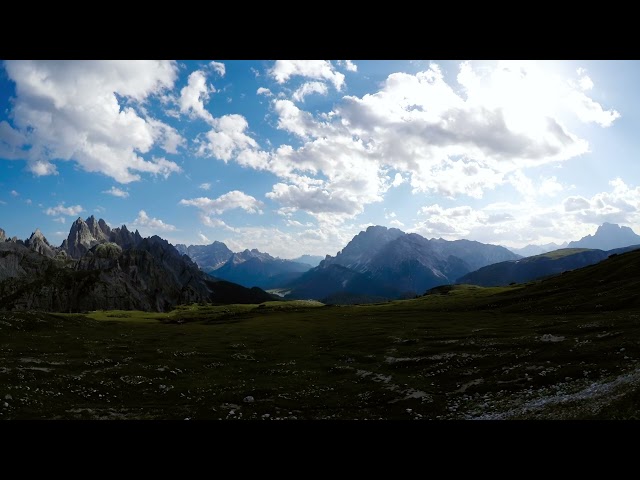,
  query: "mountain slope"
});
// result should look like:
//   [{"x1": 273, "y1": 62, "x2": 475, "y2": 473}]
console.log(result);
[
  {"x1": 457, "y1": 245, "x2": 640, "y2": 287},
  {"x1": 478, "y1": 248, "x2": 640, "y2": 313}
]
